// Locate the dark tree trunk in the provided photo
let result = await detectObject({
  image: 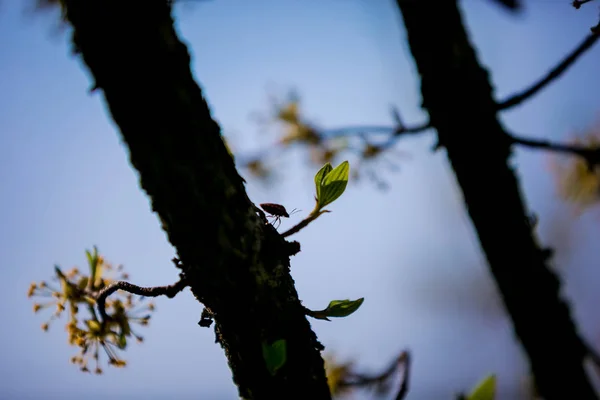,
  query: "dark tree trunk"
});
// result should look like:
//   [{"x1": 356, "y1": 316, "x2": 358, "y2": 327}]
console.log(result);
[
  {"x1": 62, "y1": 1, "x2": 331, "y2": 399},
  {"x1": 395, "y1": 1, "x2": 597, "y2": 399}
]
